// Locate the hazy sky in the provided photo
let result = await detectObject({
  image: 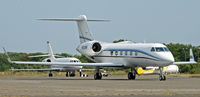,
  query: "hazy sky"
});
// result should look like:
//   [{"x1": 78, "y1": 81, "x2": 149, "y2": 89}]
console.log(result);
[{"x1": 0, "y1": 0, "x2": 199, "y2": 55}]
